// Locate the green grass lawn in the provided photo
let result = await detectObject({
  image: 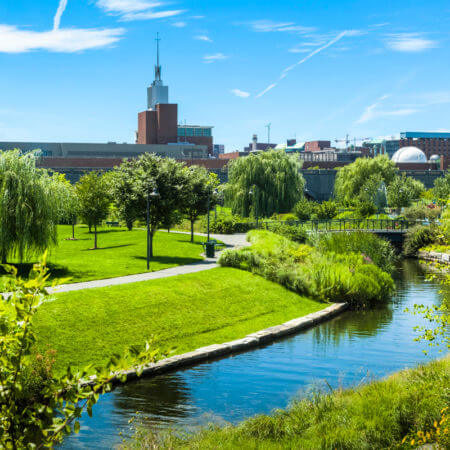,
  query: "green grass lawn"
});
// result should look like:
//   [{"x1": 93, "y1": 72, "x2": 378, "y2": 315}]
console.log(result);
[
  {"x1": 34, "y1": 267, "x2": 326, "y2": 374},
  {"x1": 2, "y1": 225, "x2": 205, "y2": 285},
  {"x1": 136, "y1": 357, "x2": 449, "y2": 449}
]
